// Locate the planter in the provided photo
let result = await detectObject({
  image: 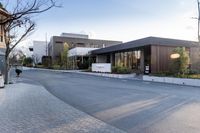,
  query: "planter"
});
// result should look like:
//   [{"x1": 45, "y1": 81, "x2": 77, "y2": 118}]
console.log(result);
[
  {"x1": 143, "y1": 75, "x2": 200, "y2": 87},
  {"x1": 79, "y1": 72, "x2": 136, "y2": 79}
]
